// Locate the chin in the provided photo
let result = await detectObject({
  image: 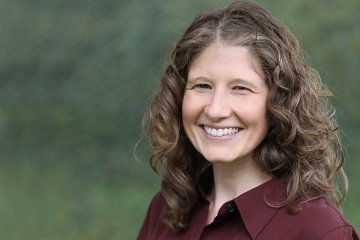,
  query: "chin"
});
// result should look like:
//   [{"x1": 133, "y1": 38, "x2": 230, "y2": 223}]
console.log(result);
[{"x1": 203, "y1": 153, "x2": 238, "y2": 163}]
